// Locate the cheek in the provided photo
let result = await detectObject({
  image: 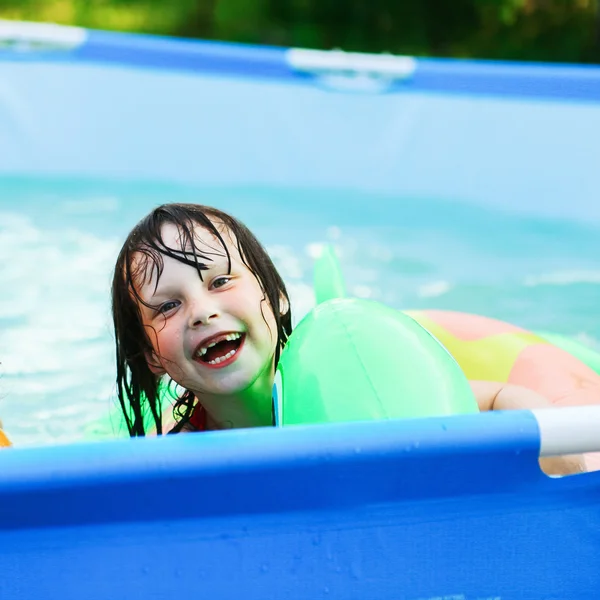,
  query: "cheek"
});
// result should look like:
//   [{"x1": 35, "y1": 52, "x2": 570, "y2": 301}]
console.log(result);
[
  {"x1": 145, "y1": 321, "x2": 181, "y2": 359},
  {"x1": 258, "y1": 304, "x2": 279, "y2": 351},
  {"x1": 231, "y1": 281, "x2": 279, "y2": 347},
  {"x1": 241, "y1": 300, "x2": 277, "y2": 347}
]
